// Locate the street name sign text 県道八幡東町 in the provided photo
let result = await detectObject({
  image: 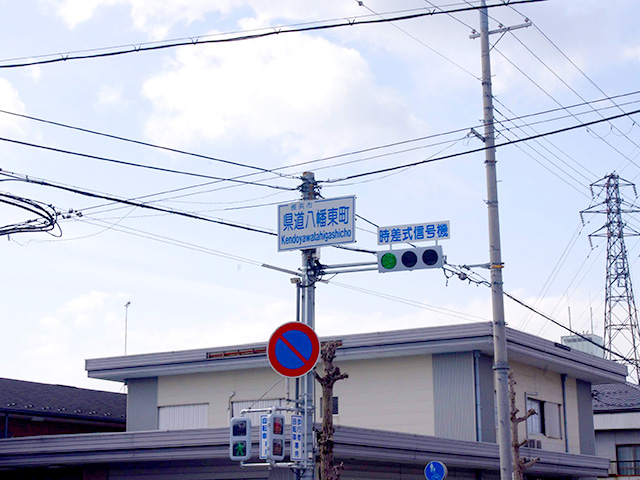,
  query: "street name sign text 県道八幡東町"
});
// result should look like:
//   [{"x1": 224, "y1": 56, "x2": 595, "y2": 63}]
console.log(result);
[{"x1": 277, "y1": 196, "x2": 355, "y2": 252}]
